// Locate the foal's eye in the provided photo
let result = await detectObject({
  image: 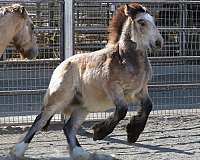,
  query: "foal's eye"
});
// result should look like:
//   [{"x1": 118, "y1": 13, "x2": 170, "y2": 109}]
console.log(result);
[{"x1": 137, "y1": 19, "x2": 146, "y2": 26}]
